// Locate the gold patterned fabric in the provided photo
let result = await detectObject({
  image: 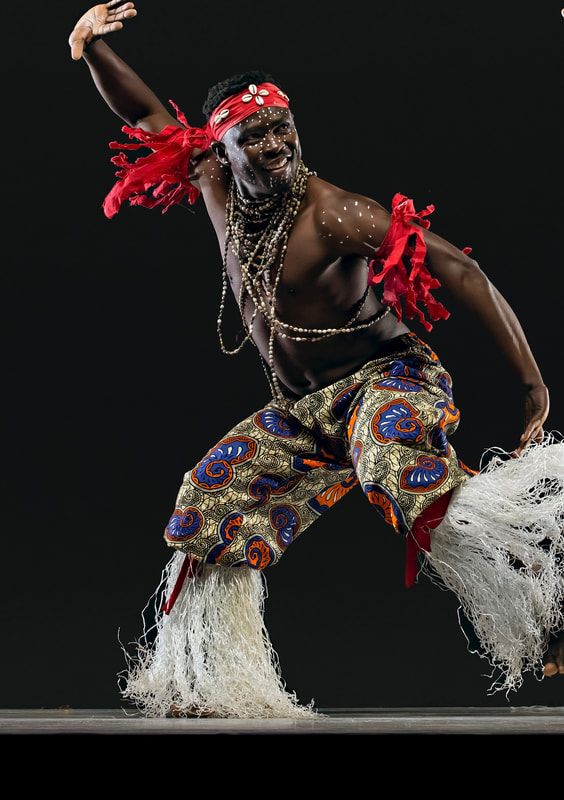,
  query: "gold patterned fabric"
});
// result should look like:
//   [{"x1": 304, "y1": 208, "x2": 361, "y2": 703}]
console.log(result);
[{"x1": 163, "y1": 331, "x2": 478, "y2": 574}]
